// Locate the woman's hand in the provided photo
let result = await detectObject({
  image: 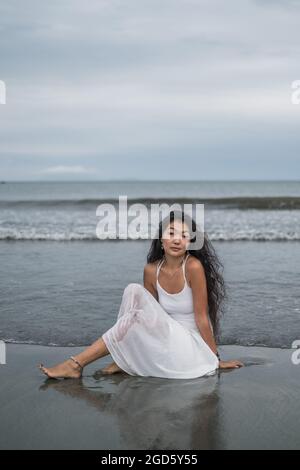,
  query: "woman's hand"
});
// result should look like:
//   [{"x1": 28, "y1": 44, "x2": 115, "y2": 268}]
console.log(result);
[{"x1": 218, "y1": 359, "x2": 244, "y2": 369}]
